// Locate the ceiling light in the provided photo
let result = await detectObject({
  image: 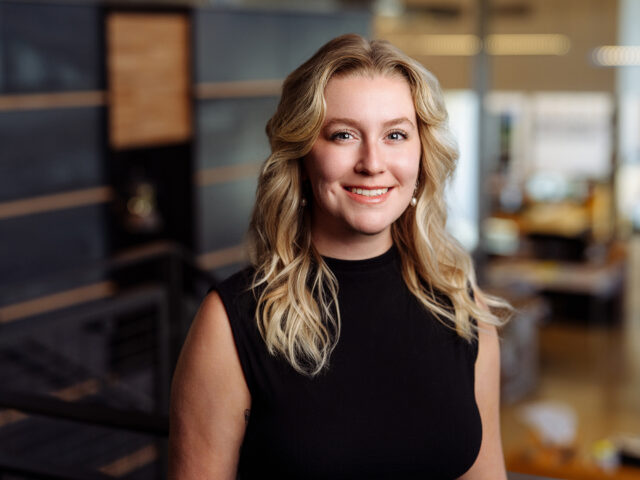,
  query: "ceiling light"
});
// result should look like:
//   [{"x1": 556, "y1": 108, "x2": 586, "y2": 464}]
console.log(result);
[
  {"x1": 487, "y1": 34, "x2": 571, "y2": 56},
  {"x1": 592, "y1": 46, "x2": 640, "y2": 66},
  {"x1": 383, "y1": 34, "x2": 570, "y2": 57},
  {"x1": 389, "y1": 34, "x2": 481, "y2": 56}
]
